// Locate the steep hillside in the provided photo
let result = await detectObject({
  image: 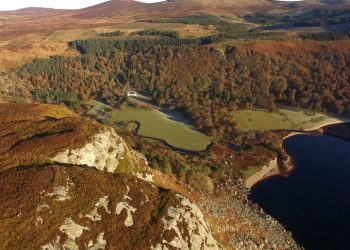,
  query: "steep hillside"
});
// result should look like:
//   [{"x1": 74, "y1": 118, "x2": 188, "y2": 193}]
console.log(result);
[
  {"x1": 0, "y1": 103, "x2": 145, "y2": 174},
  {"x1": 0, "y1": 103, "x2": 301, "y2": 249},
  {"x1": 0, "y1": 103, "x2": 222, "y2": 249},
  {"x1": 0, "y1": 165, "x2": 221, "y2": 250},
  {"x1": 0, "y1": 103, "x2": 79, "y2": 121}
]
